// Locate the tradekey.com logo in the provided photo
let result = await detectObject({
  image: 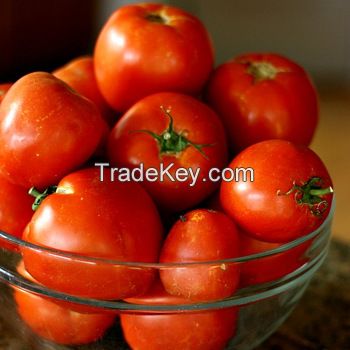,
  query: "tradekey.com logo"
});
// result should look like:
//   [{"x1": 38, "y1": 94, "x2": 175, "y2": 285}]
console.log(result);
[{"x1": 95, "y1": 162, "x2": 254, "y2": 187}]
